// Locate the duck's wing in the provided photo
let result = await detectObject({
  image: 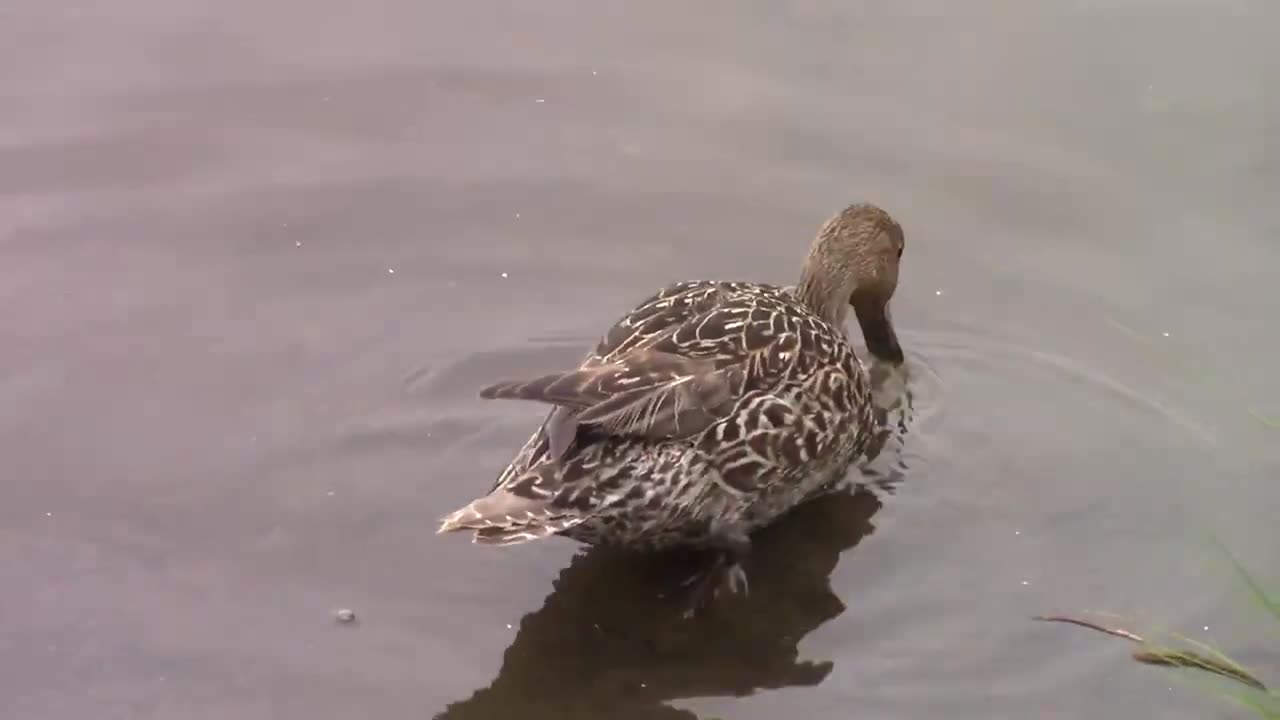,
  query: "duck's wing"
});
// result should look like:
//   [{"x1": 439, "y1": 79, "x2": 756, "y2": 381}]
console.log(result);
[
  {"x1": 475, "y1": 281, "x2": 737, "y2": 470},
  {"x1": 480, "y1": 285, "x2": 806, "y2": 445},
  {"x1": 589, "y1": 280, "x2": 735, "y2": 360},
  {"x1": 480, "y1": 348, "x2": 747, "y2": 441}
]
